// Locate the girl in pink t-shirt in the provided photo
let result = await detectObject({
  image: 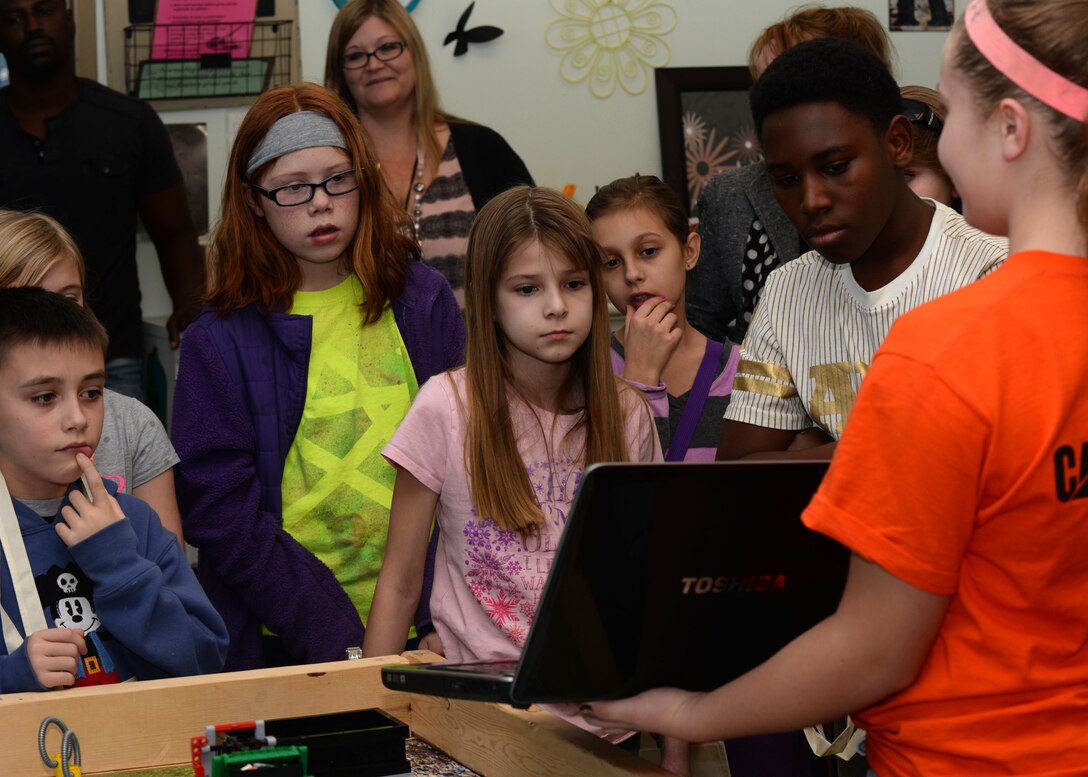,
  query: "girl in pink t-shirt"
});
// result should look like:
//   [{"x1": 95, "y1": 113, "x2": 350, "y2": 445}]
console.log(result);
[{"x1": 363, "y1": 185, "x2": 661, "y2": 739}]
